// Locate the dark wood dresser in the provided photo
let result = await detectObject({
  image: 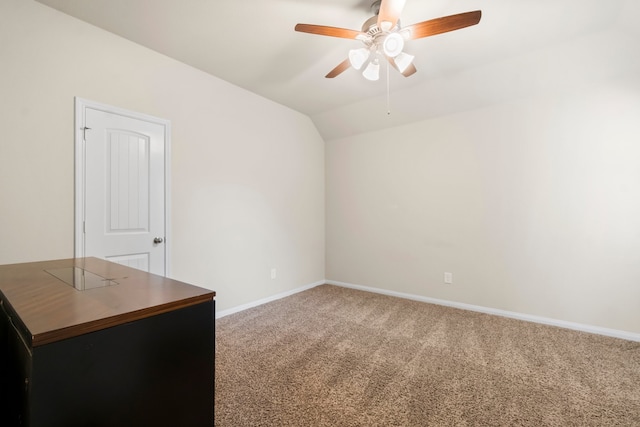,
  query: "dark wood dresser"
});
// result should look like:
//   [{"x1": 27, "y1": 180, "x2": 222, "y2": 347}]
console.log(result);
[{"x1": 0, "y1": 257, "x2": 215, "y2": 427}]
